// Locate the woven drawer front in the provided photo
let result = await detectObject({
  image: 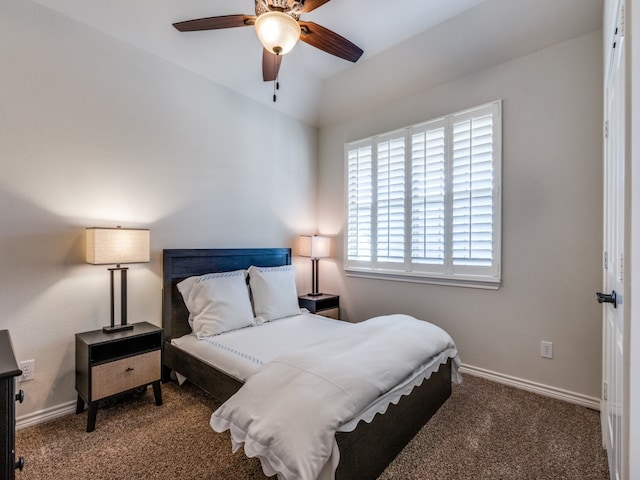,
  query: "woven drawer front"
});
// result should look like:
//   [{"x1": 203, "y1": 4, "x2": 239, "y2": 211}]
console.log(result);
[
  {"x1": 316, "y1": 307, "x2": 339, "y2": 320},
  {"x1": 91, "y1": 350, "x2": 160, "y2": 401}
]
